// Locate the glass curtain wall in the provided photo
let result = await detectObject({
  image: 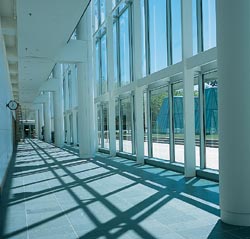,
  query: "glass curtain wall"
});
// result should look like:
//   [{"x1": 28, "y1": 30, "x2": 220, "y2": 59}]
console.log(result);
[
  {"x1": 148, "y1": 0, "x2": 167, "y2": 73},
  {"x1": 141, "y1": 0, "x2": 182, "y2": 75},
  {"x1": 194, "y1": 72, "x2": 218, "y2": 170},
  {"x1": 204, "y1": 73, "x2": 218, "y2": 170},
  {"x1": 120, "y1": 97, "x2": 133, "y2": 154},
  {"x1": 96, "y1": 33, "x2": 107, "y2": 96},
  {"x1": 149, "y1": 86, "x2": 170, "y2": 160},
  {"x1": 193, "y1": 0, "x2": 216, "y2": 54},
  {"x1": 97, "y1": 103, "x2": 110, "y2": 149},
  {"x1": 94, "y1": 0, "x2": 106, "y2": 32},
  {"x1": 113, "y1": 2, "x2": 132, "y2": 87},
  {"x1": 172, "y1": 81, "x2": 184, "y2": 164}
]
